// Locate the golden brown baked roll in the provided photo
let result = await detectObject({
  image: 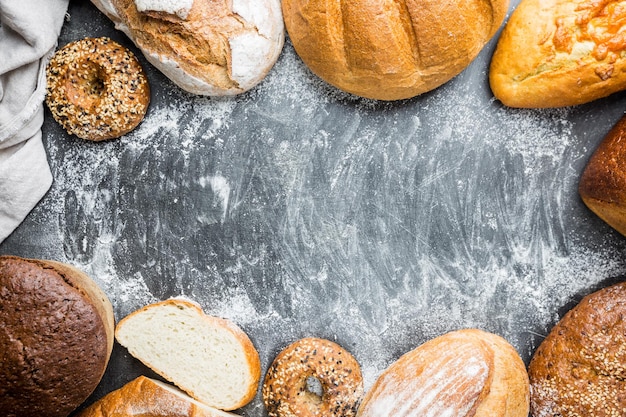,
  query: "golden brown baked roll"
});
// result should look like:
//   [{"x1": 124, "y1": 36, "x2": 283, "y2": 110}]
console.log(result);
[
  {"x1": 357, "y1": 329, "x2": 529, "y2": 417},
  {"x1": 528, "y1": 282, "x2": 626, "y2": 416},
  {"x1": 0, "y1": 255, "x2": 114, "y2": 417},
  {"x1": 490, "y1": 0, "x2": 626, "y2": 108},
  {"x1": 282, "y1": 0, "x2": 509, "y2": 101},
  {"x1": 579, "y1": 114, "x2": 626, "y2": 236}
]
